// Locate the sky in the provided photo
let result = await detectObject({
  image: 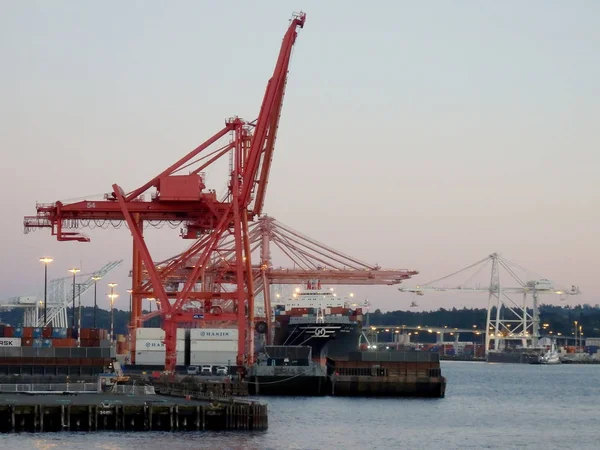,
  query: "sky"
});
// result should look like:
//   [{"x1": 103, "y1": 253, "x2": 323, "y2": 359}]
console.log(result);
[{"x1": 0, "y1": 1, "x2": 598, "y2": 314}]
